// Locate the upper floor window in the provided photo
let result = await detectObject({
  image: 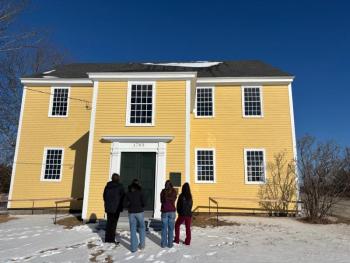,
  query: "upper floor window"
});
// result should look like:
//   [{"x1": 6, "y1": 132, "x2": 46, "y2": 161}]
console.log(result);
[
  {"x1": 41, "y1": 148, "x2": 64, "y2": 181},
  {"x1": 242, "y1": 86, "x2": 263, "y2": 117},
  {"x1": 195, "y1": 87, "x2": 215, "y2": 117},
  {"x1": 127, "y1": 82, "x2": 155, "y2": 126},
  {"x1": 49, "y1": 87, "x2": 70, "y2": 117},
  {"x1": 196, "y1": 148, "x2": 216, "y2": 183},
  {"x1": 244, "y1": 149, "x2": 266, "y2": 184}
]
